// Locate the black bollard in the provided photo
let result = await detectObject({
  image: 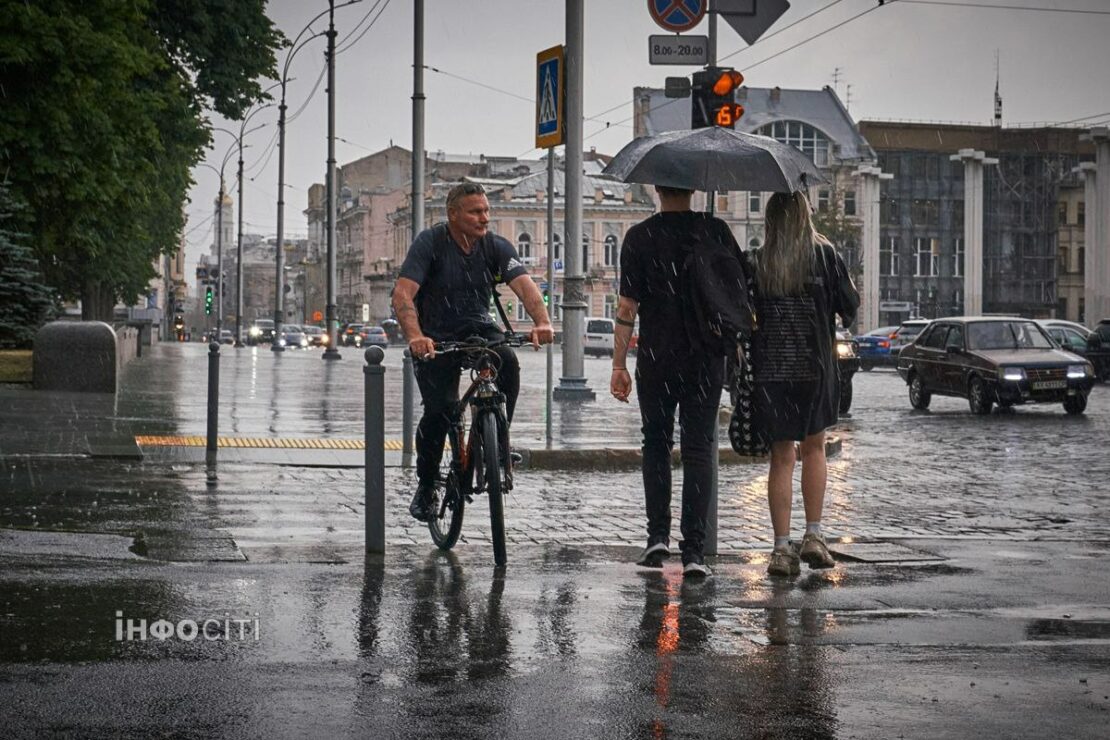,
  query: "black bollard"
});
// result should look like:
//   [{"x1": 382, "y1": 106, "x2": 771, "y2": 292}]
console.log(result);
[
  {"x1": 401, "y1": 349, "x2": 414, "y2": 469},
  {"x1": 364, "y1": 346, "x2": 386, "y2": 553},
  {"x1": 206, "y1": 341, "x2": 220, "y2": 482}
]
